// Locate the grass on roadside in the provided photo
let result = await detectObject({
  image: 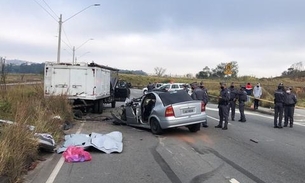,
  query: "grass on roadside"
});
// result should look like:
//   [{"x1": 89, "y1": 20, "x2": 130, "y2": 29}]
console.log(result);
[{"x1": 0, "y1": 84, "x2": 73, "y2": 182}]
